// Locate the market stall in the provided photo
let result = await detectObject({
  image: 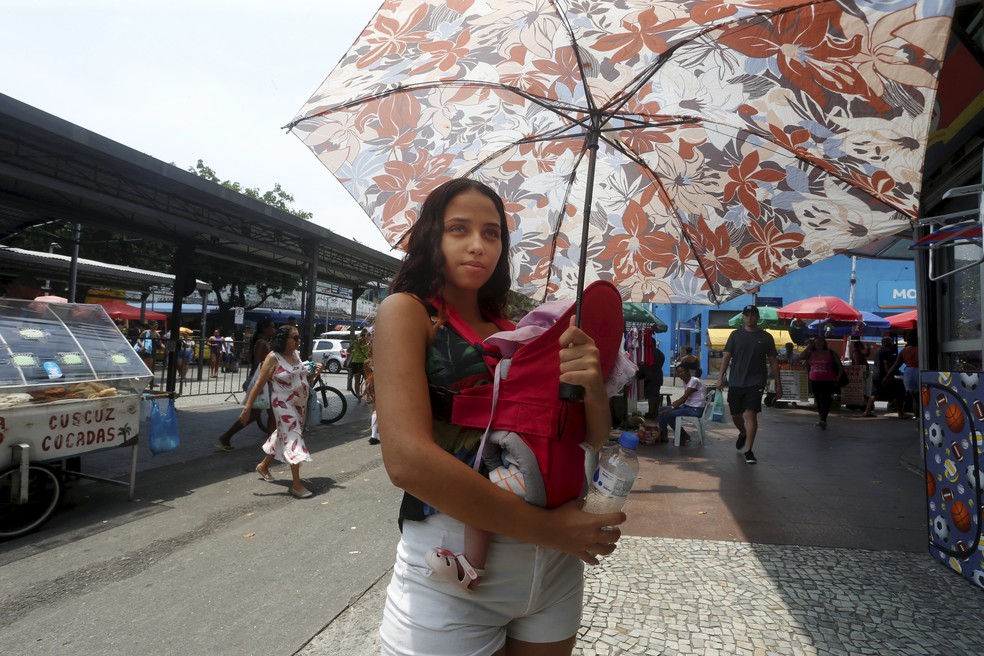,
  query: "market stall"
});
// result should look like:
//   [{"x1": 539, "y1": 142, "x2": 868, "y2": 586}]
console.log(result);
[{"x1": 0, "y1": 299, "x2": 151, "y2": 539}]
